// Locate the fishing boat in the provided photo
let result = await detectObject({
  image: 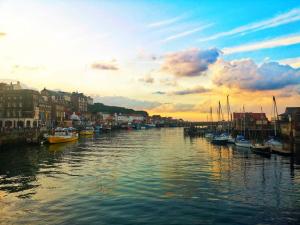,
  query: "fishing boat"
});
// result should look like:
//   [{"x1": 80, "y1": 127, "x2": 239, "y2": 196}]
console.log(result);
[
  {"x1": 47, "y1": 127, "x2": 78, "y2": 144},
  {"x1": 80, "y1": 126, "x2": 94, "y2": 135},
  {"x1": 250, "y1": 143, "x2": 271, "y2": 157}
]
